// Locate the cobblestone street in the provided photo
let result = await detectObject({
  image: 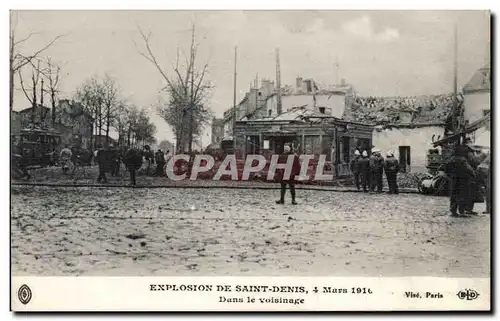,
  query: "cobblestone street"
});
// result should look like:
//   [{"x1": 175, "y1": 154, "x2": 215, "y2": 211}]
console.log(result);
[{"x1": 11, "y1": 185, "x2": 490, "y2": 277}]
